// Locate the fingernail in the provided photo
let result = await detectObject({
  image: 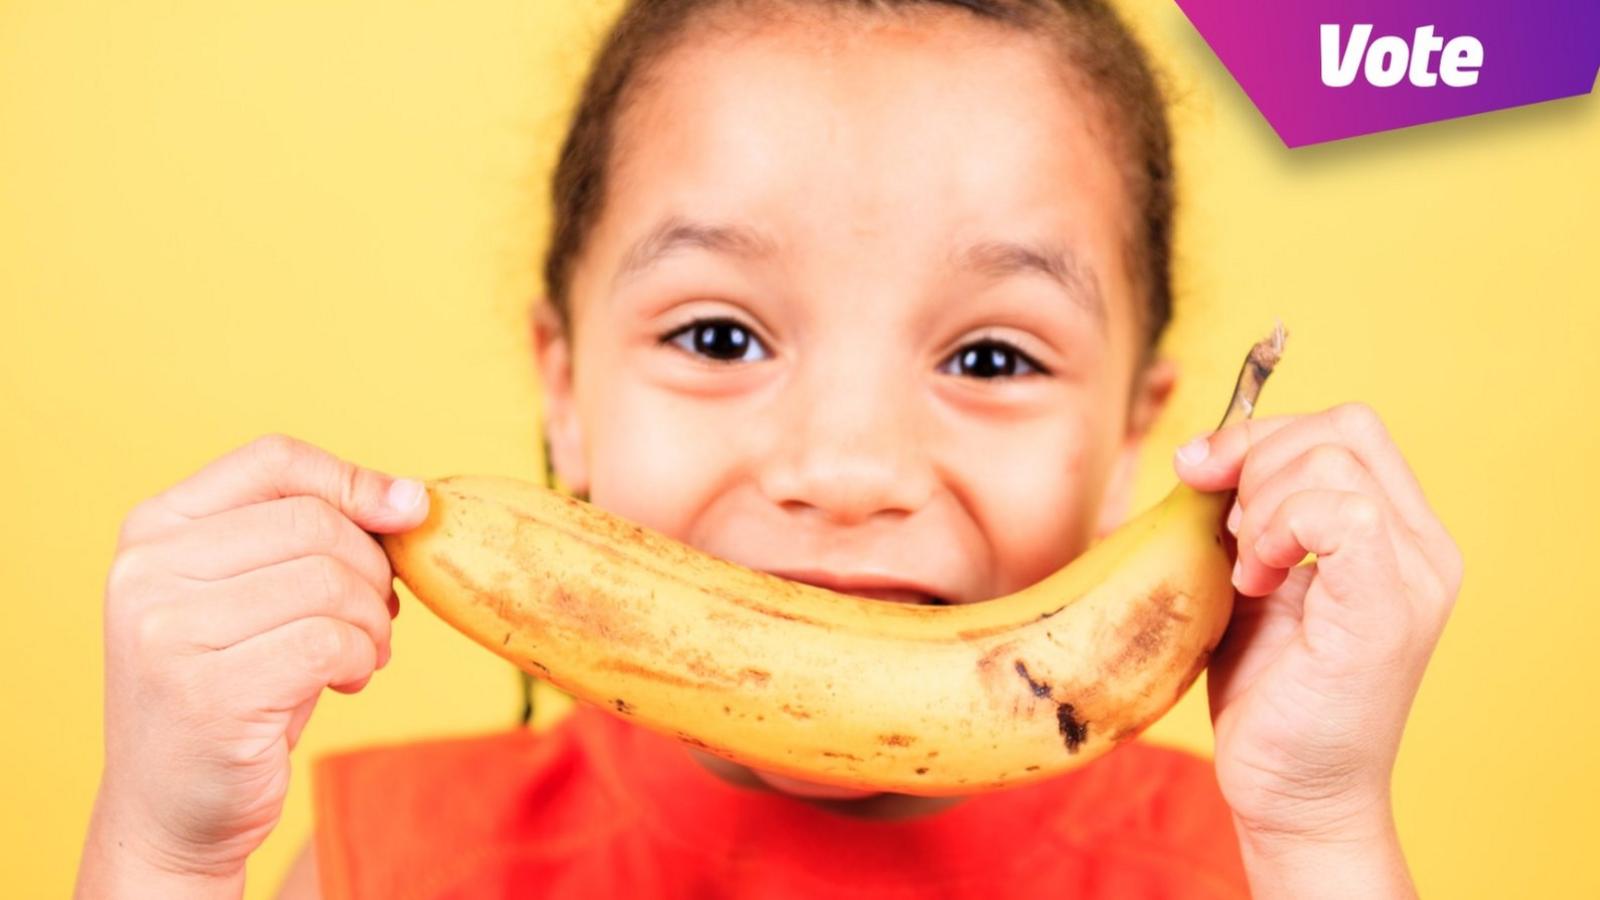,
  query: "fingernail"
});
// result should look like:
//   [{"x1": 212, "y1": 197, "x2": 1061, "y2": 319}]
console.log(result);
[
  {"x1": 1231, "y1": 558, "x2": 1243, "y2": 585},
  {"x1": 1253, "y1": 535, "x2": 1273, "y2": 562},
  {"x1": 1226, "y1": 504, "x2": 1242, "y2": 535},
  {"x1": 1176, "y1": 435, "x2": 1211, "y2": 466},
  {"x1": 387, "y1": 478, "x2": 425, "y2": 513}
]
